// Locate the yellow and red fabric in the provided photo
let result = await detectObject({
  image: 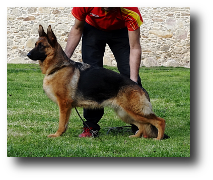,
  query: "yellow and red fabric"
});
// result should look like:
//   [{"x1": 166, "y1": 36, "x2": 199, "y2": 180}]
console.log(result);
[{"x1": 72, "y1": 7, "x2": 143, "y2": 31}]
